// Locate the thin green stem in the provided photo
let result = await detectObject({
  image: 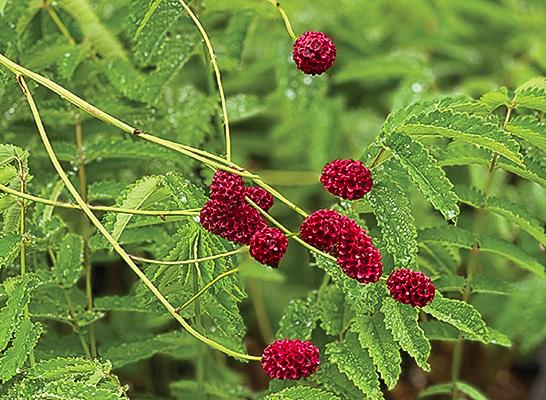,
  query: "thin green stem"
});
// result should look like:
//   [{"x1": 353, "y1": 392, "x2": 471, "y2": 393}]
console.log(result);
[
  {"x1": 253, "y1": 179, "x2": 308, "y2": 218},
  {"x1": 248, "y1": 279, "x2": 274, "y2": 344},
  {"x1": 17, "y1": 75, "x2": 261, "y2": 362},
  {"x1": 451, "y1": 104, "x2": 514, "y2": 399},
  {"x1": 17, "y1": 161, "x2": 36, "y2": 367},
  {"x1": 175, "y1": 268, "x2": 240, "y2": 313},
  {"x1": 266, "y1": 0, "x2": 297, "y2": 40},
  {"x1": 0, "y1": 183, "x2": 200, "y2": 216},
  {"x1": 0, "y1": 54, "x2": 314, "y2": 224},
  {"x1": 177, "y1": 0, "x2": 232, "y2": 162},
  {"x1": 63, "y1": 291, "x2": 92, "y2": 358},
  {"x1": 245, "y1": 197, "x2": 336, "y2": 262},
  {"x1": 45, "y1": 4, "x2": 76, "y2": 45},
  {"x1": 75, "y1": 122, "x2": 97, "y2": 359},
  {"x1": 130, "y1": 247, "x2": 246, "y2": 266}
]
